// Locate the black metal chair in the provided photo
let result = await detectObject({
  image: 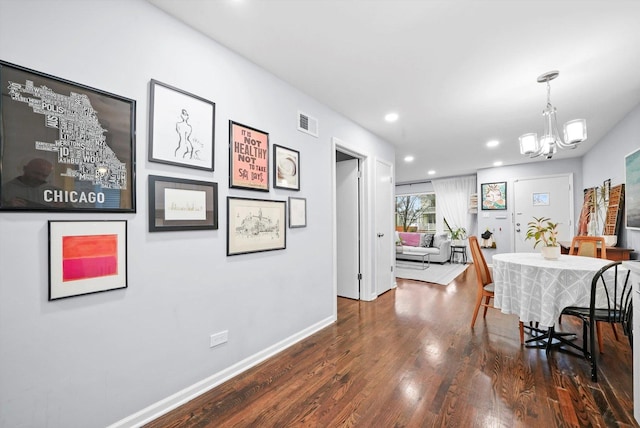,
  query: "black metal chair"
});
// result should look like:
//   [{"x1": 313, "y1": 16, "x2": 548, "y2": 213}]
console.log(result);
[{"x1": 560, "y1": 261, "x2": 632, "y2": 382}]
